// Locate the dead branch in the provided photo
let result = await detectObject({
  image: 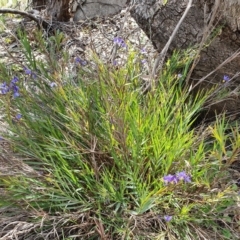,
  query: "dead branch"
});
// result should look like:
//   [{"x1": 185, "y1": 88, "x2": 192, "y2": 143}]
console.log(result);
[
  {"x1": 141, "y1": 0, "x2": 193, "y2": 94},
  {"x1": 0, "y1": 8, "x2": 49, "y2": 29},
  {"x1": 152, "y1": 0, "x2": 193, "y2": 77}
]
